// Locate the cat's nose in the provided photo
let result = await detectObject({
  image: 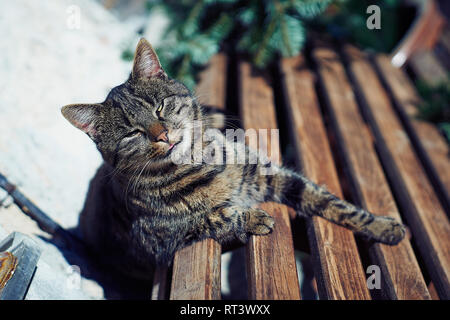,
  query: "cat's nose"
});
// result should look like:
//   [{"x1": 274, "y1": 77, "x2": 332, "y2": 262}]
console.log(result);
[
  {"x1": 156, "y1": 130, "x2": 169, "y2": 143},
  {"x1": 148, "y1": 123, "x2": 169, "y2": 142}
]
